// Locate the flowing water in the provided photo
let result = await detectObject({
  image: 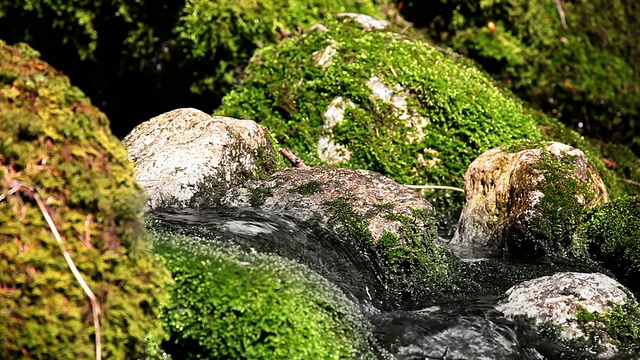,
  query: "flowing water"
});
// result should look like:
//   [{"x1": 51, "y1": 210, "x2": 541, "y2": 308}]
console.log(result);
[{"x1": 148, "y1": 207, "x2": 636, "y2": 360}]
